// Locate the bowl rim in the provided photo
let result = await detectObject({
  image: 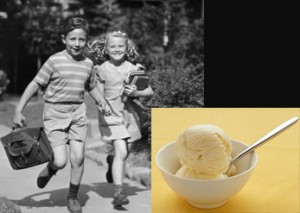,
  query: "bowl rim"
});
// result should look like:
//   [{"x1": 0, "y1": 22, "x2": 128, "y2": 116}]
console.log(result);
[{"x1": 156, "y1": 140, "x2": 258, "y2": 182}]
